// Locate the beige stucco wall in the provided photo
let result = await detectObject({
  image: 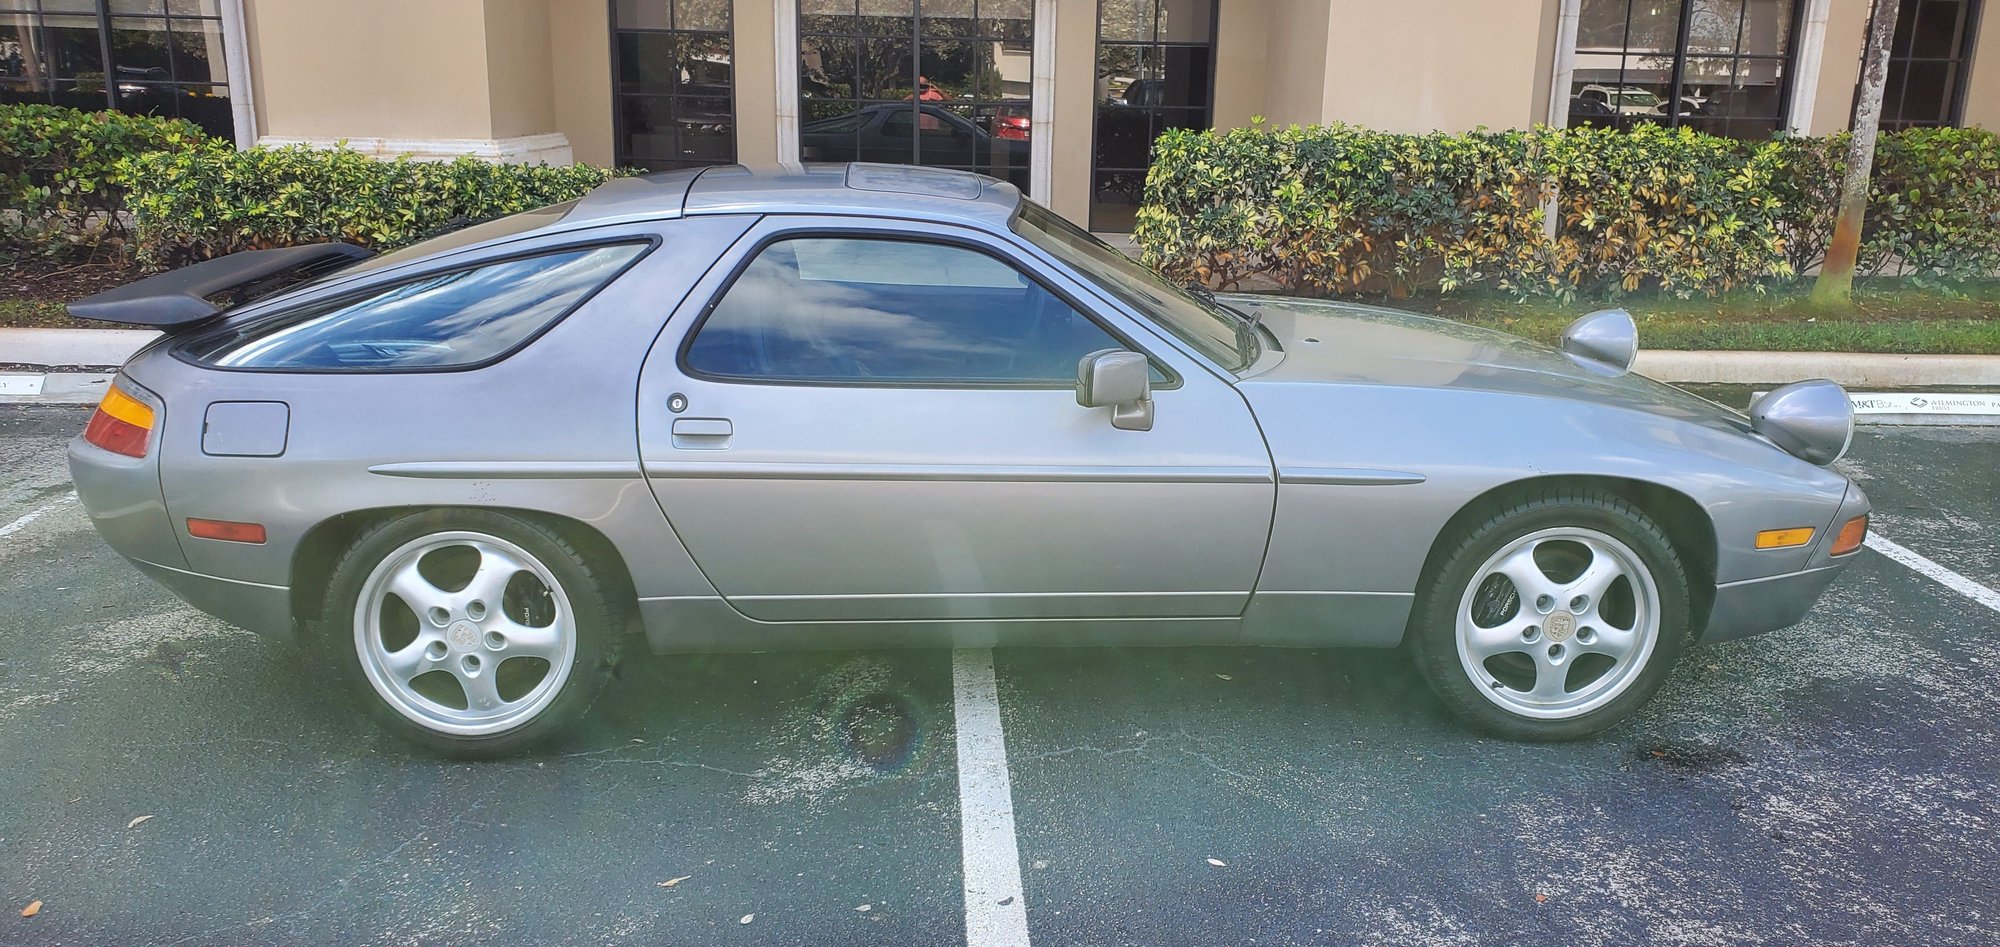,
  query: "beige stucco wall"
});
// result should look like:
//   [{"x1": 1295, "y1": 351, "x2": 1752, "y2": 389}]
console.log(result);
[
  {"x1": 732, "y1": 0, "x2": 781, "y2": 166},
  {"x1": 1210, "y1": 0, "x2": 1269, "y2": 129},
  {"x1": 1806, "y1": 0, "x2": 1870, "y2": 134},
  {"x1": 1961, "y1": 2, "x2": 2000, "y2": 129},
  {"x1": 1318, "y1": 0, "x2": 1546, "y2": 132},
  {"x1": 1257, "y1": 0, "x2": 1330, "y2": 126},
  {"x1": 549, "y1": 0, "x2": 614, "y2": 166},
  {"x1": 1048, "y1": 0, "x2": 1098, "y2": 225},
  {"x1": 484, "y1": 0, "x2": 557, "y2": 140},
  {"x1": 245, "y1": 0, "x2": 499, "y2": 141}
]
